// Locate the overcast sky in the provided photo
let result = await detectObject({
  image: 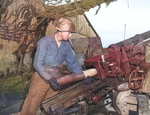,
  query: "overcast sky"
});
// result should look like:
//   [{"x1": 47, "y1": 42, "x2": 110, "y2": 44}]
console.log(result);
[{"x1": 85, "y1": 0, "x2": 150, "y2": 48}]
